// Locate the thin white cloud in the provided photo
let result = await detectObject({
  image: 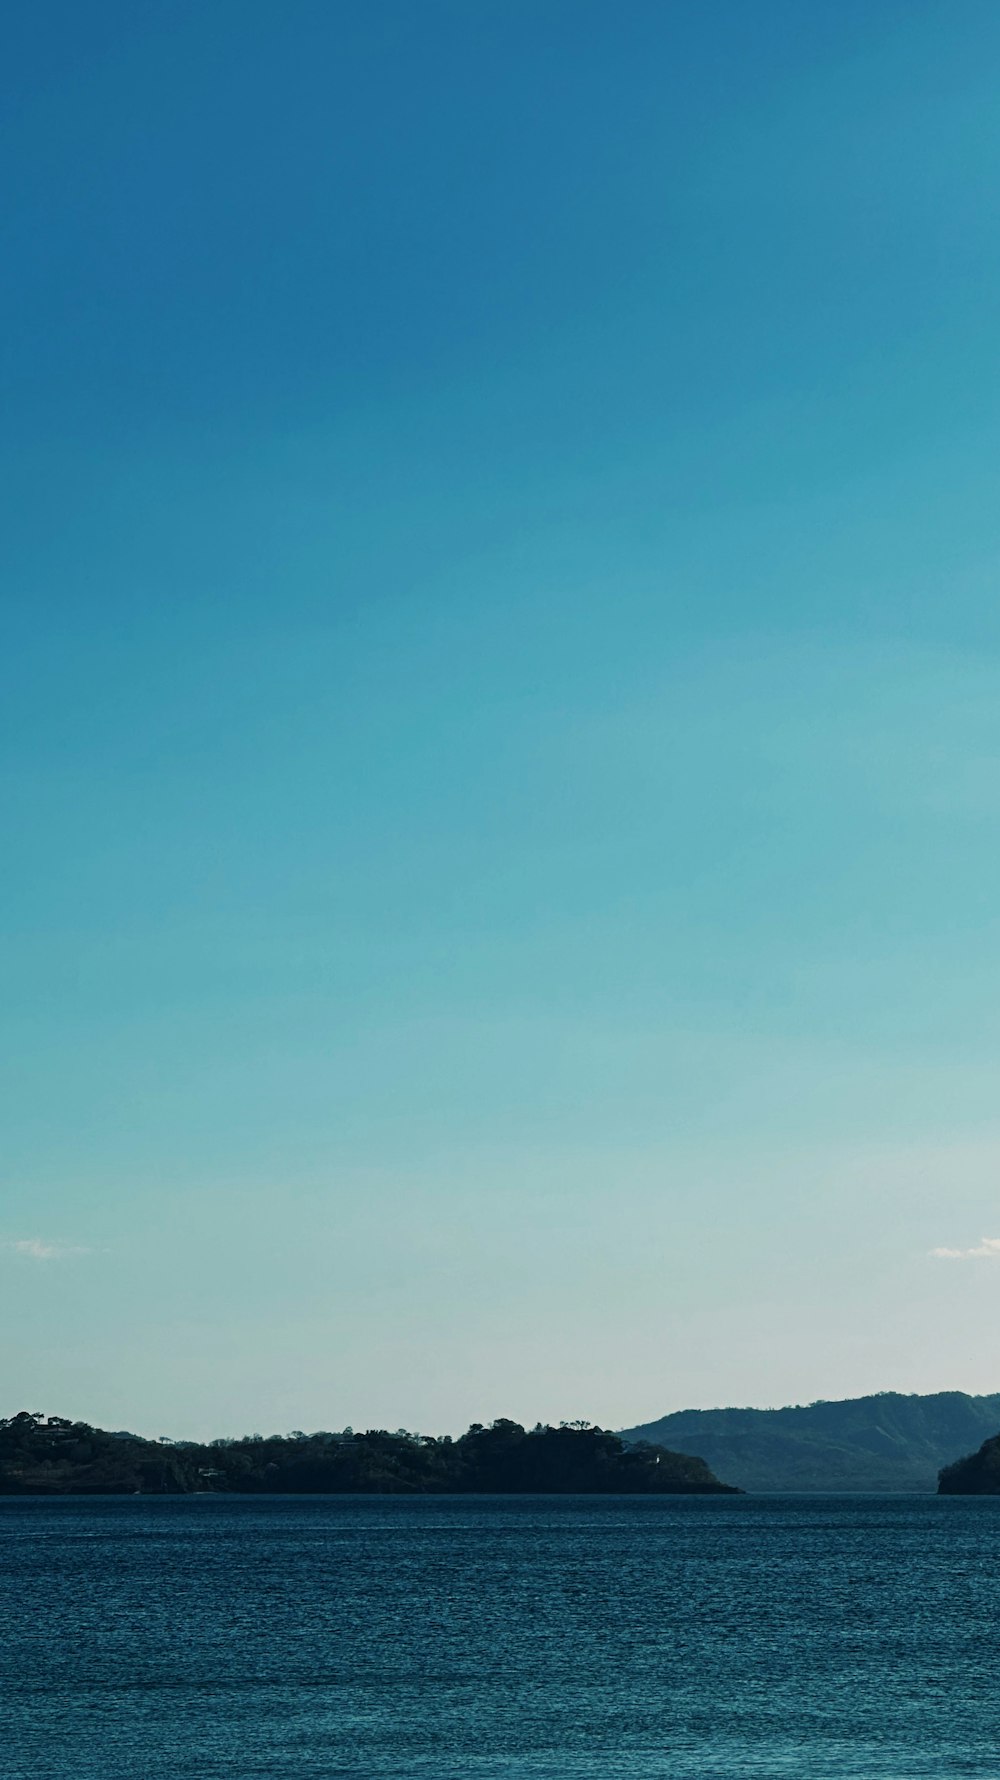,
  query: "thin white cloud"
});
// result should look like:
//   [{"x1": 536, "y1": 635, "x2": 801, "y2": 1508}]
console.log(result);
[
  {"x1": 2, "y1": 1238, "x2": 92, "y2": 1261},
  {"x1": 931, "y1": 1236, "x2": 1000, "y2": 1260}
]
